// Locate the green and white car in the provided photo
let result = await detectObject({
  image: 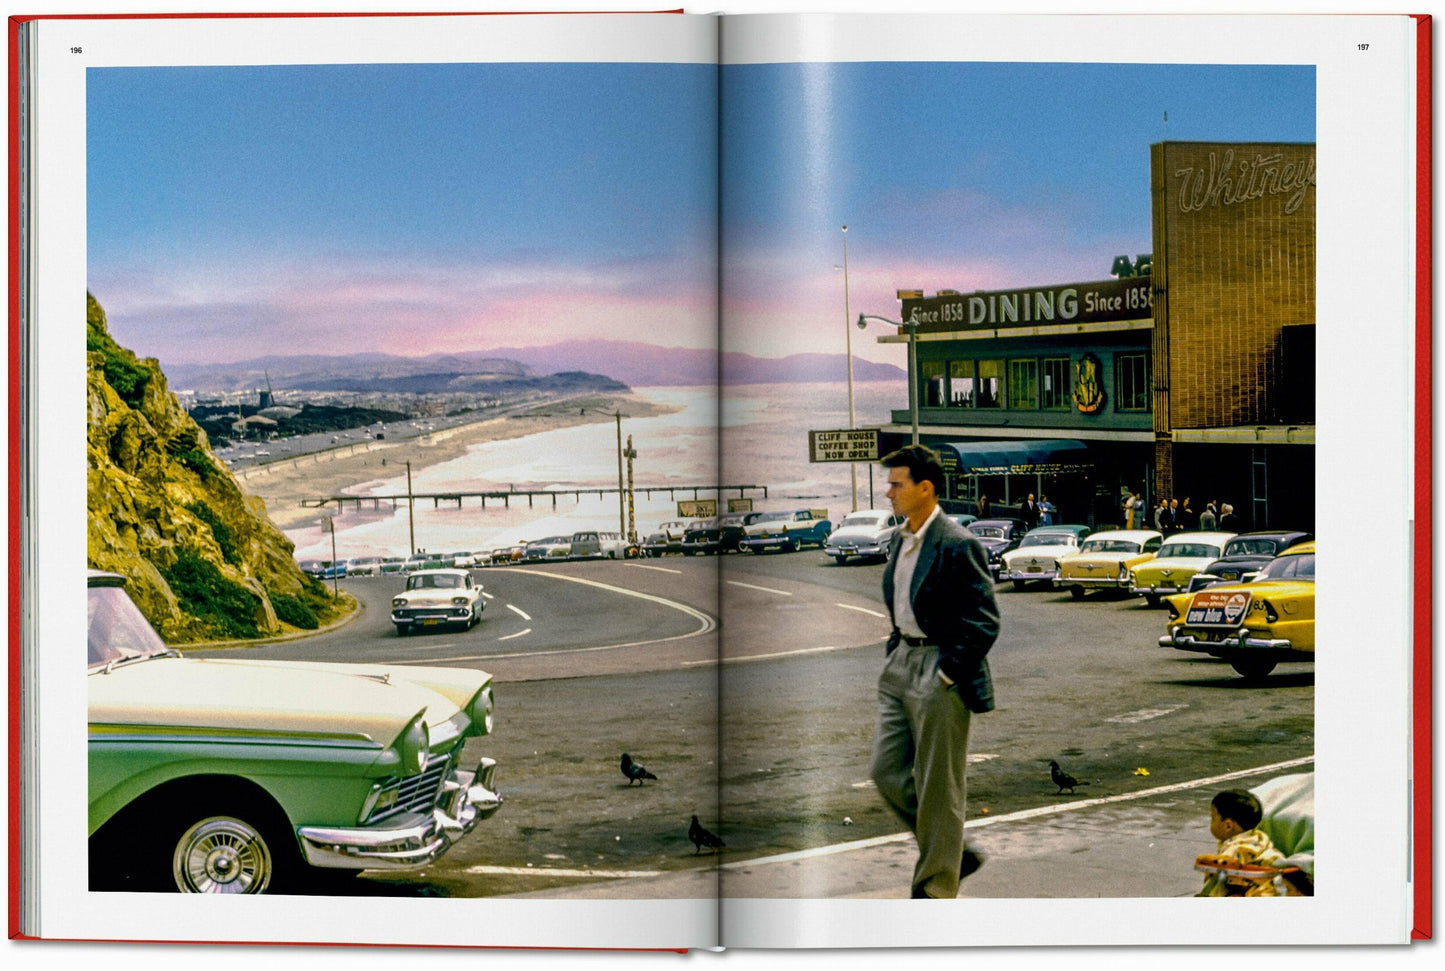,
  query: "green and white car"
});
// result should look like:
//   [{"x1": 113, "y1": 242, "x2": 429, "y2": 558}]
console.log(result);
[{"x1": 88, "y1": 571, "x2": 501, "y2": 893}]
